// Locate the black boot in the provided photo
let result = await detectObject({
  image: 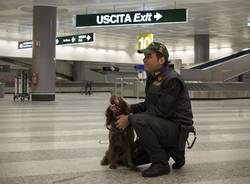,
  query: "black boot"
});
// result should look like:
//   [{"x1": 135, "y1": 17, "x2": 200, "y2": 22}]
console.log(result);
[
  {"x1": 141, "y1": 162, "x2": 170, "y2": 177},
  {"x1": 170, "y1": 150, "x2": 185, "y2": 169}
]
